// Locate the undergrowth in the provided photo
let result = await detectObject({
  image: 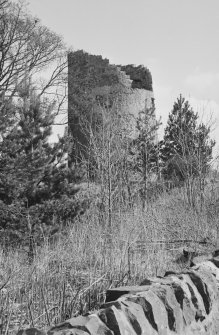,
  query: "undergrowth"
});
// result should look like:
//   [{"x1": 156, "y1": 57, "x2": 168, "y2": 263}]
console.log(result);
[{"x1": 0, "y1": 181, "x2": 219, "y2": 334}]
